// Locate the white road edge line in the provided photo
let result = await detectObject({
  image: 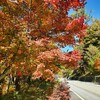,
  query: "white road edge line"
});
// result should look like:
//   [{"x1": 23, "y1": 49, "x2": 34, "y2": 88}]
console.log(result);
[{"x1": 70, "y1": 89, "x2": 85, "y2": 100}]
